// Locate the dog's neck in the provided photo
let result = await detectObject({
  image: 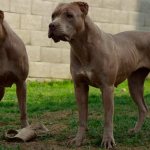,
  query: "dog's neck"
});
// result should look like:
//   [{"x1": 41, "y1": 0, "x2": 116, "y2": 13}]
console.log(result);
[
  {"x1": 0, "y1": 21, "x2": 7, "y2": 47},
  {"x1": 2, "y1": 21, "x2": 22, "y2": 48},
  {"x1": 70, "y1": 16, "x2": 101, "y2": 44},
  {"x1": 69, "y1": 16, "x2": 102, "y2": 64}
]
